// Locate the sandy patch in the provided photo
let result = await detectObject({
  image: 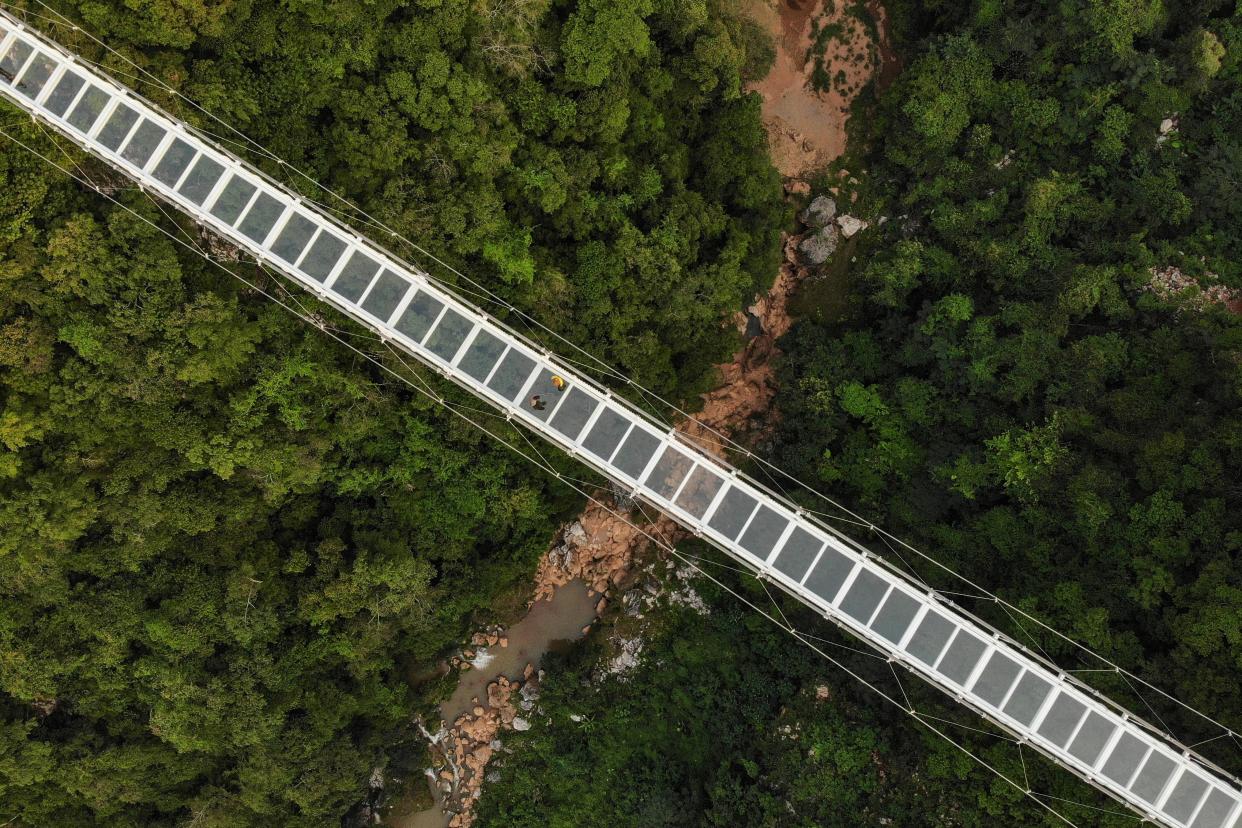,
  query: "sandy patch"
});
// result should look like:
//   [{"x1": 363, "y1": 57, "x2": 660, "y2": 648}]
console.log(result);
[{"x1": 747, "y1": 0, "x2": 887, "y2": 179}]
